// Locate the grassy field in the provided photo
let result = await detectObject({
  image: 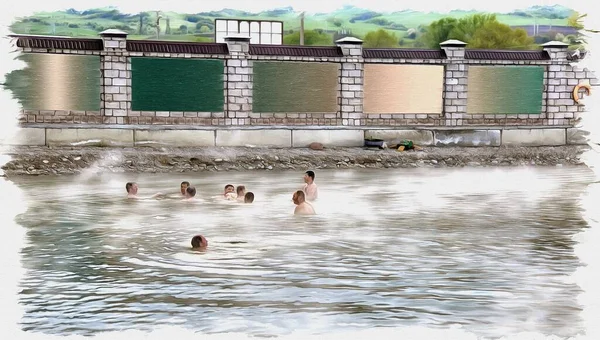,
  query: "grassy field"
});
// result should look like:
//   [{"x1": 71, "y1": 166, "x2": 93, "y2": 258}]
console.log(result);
[{"x1": 9, "y1": 5, "x2": 574, "y2": 44}]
